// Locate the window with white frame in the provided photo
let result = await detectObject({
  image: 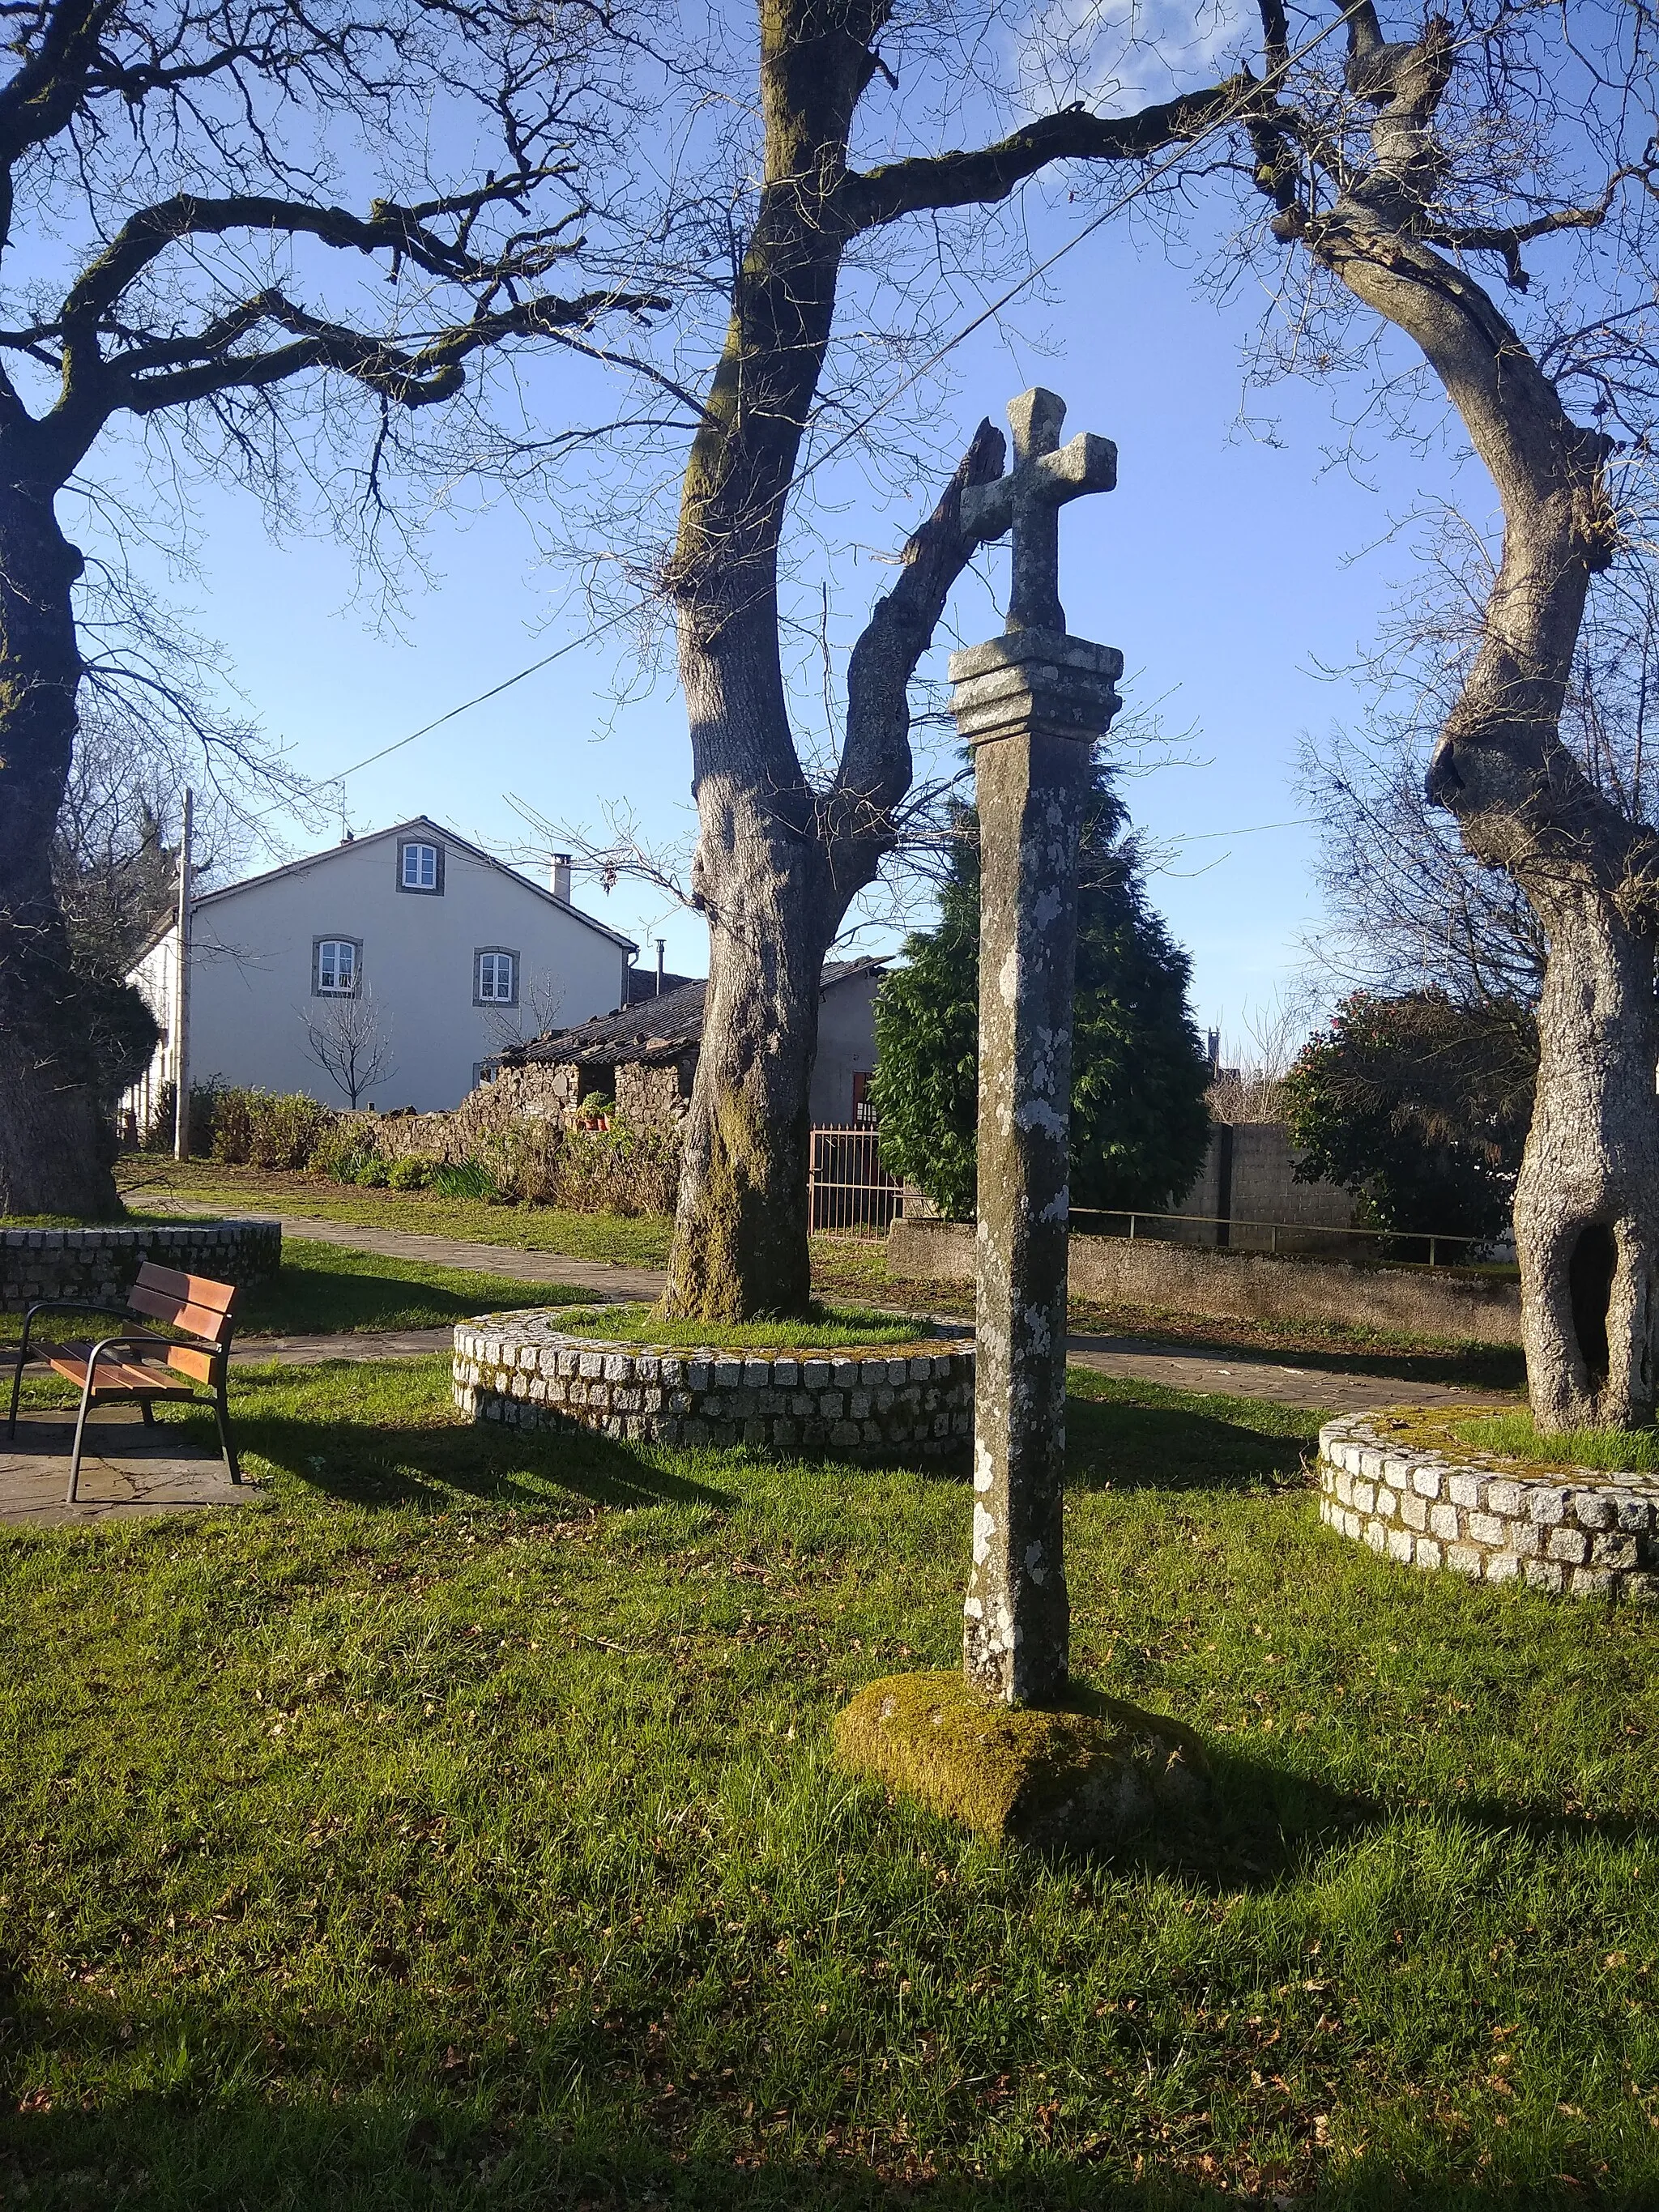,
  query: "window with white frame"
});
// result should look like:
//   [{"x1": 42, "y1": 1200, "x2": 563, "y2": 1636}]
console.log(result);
[
  {"x1": 314, "y1": 938, "x2": 360, "y2": 995},
  {"x1": 399, "y1": 839, "x2": 441, "y2": 893},
  {"x1": 475, "y1": 948, "x2": 518, "y2": 1005}
]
